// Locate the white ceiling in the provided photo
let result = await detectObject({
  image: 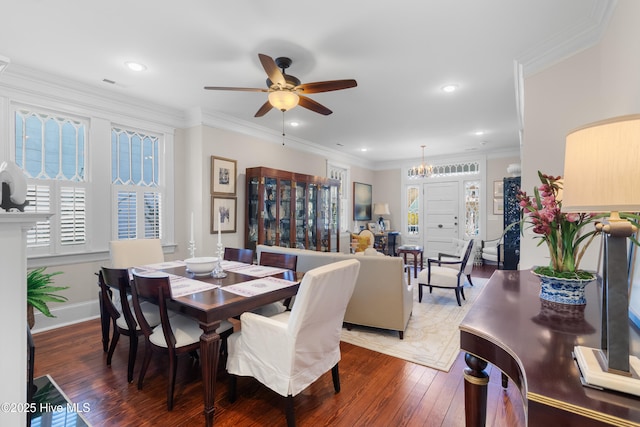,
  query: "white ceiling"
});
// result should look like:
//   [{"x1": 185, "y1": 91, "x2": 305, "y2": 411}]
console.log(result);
[{"x1": 0, "y1": 0, "x2": 614, "y2": 166}]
